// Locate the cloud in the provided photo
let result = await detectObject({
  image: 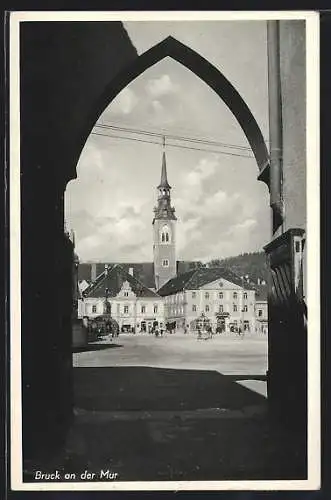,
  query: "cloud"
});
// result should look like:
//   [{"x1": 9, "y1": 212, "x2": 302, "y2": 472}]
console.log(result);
[
  {"x1": 66, "y1": 52, "x2": 270, "y2": 264},
  {"x1": 147, "y1": 99, "x2": 177, "y2": 126},
  {"x1": 110, "y1": 87, "x2": 138, "y2": 115},
  {"x1": 74, "y1": 201, "x2": 149, "y2": 262},
  {"x1": 174, "y1": 154, "x2": 220, "y2": 213},
  {"x1": 146, "y1": 74, "x2": 179, "y2": 97},
  {"x1": 169, "y1": 154, "x2": 265, "y2": 260},
  {"x1": 152, "y1": 100, "x2": 164, "y2": 114},
  {"x1": 231, "y1": 218, "x2": 257, "y2": 231}
]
